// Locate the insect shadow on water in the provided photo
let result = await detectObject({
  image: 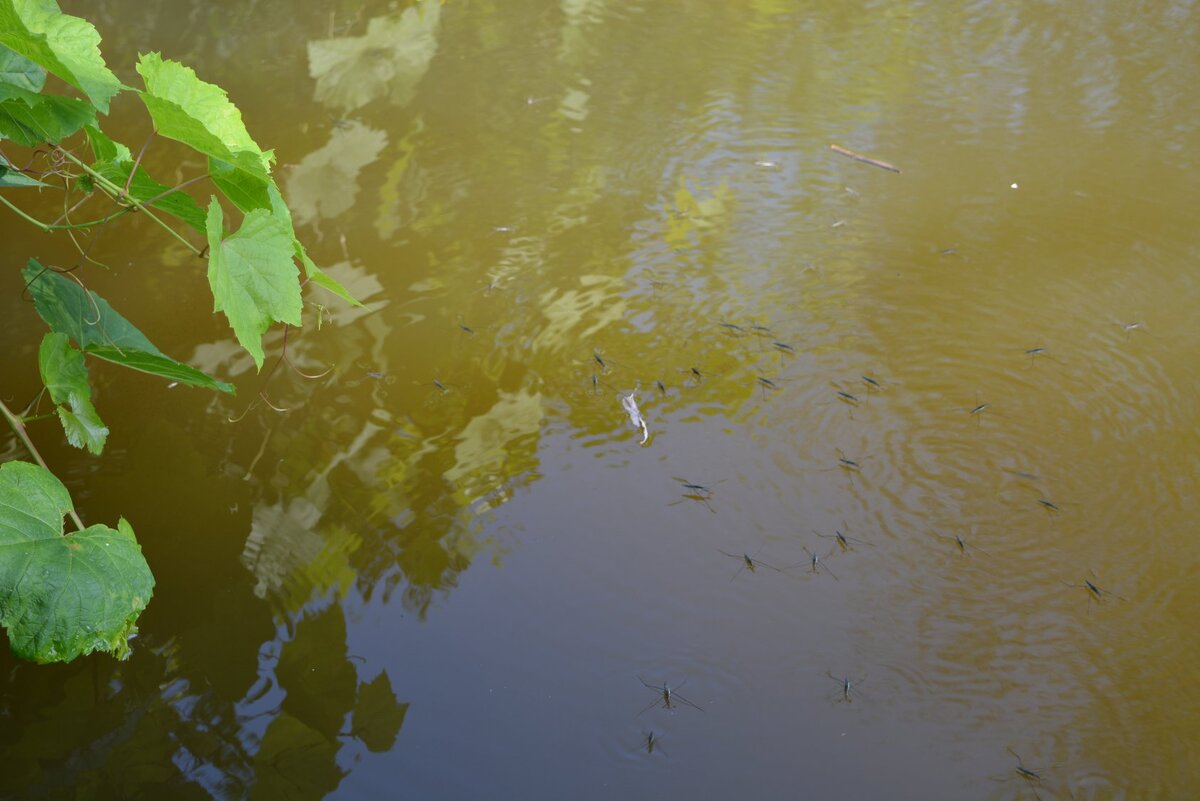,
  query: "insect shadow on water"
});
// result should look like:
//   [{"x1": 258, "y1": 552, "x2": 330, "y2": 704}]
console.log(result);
[
  {"x1": 1061, "y1": 574, "x2": 1125, "y2": 613},
  {"x1": 669, "y1": 478, "x2": 724, "y2": 514},
  {"x1": 860, "y1": 374, "x2": 885, "y2": 394},
  {"x1": 826, "y1": 672, "x2": 866, "y2": 704},
  {"x1": 772, "y1": 341, "x2": 796, "y2": 358},
  {"x1": 755, "y1": 375, "x2": 784, "y2": 401},
  {"x1": 716, "y1": 320, "x2": 748, "y2": 338},
  {"x1": 638, "y1": 677, "x2": 704, "y2": 714},
  {"x1": 641, "y1": 730, "x2": 663, "y2": 755},
  {"x1": 815, "y1": 526, "x2": 872, "y2": 552},
  {"x1": 719, "y1": 546, "x2": 785, "y2": 580},
  {"x1": 822, "y1": 448, "x2": 866, "y2": 480}
]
